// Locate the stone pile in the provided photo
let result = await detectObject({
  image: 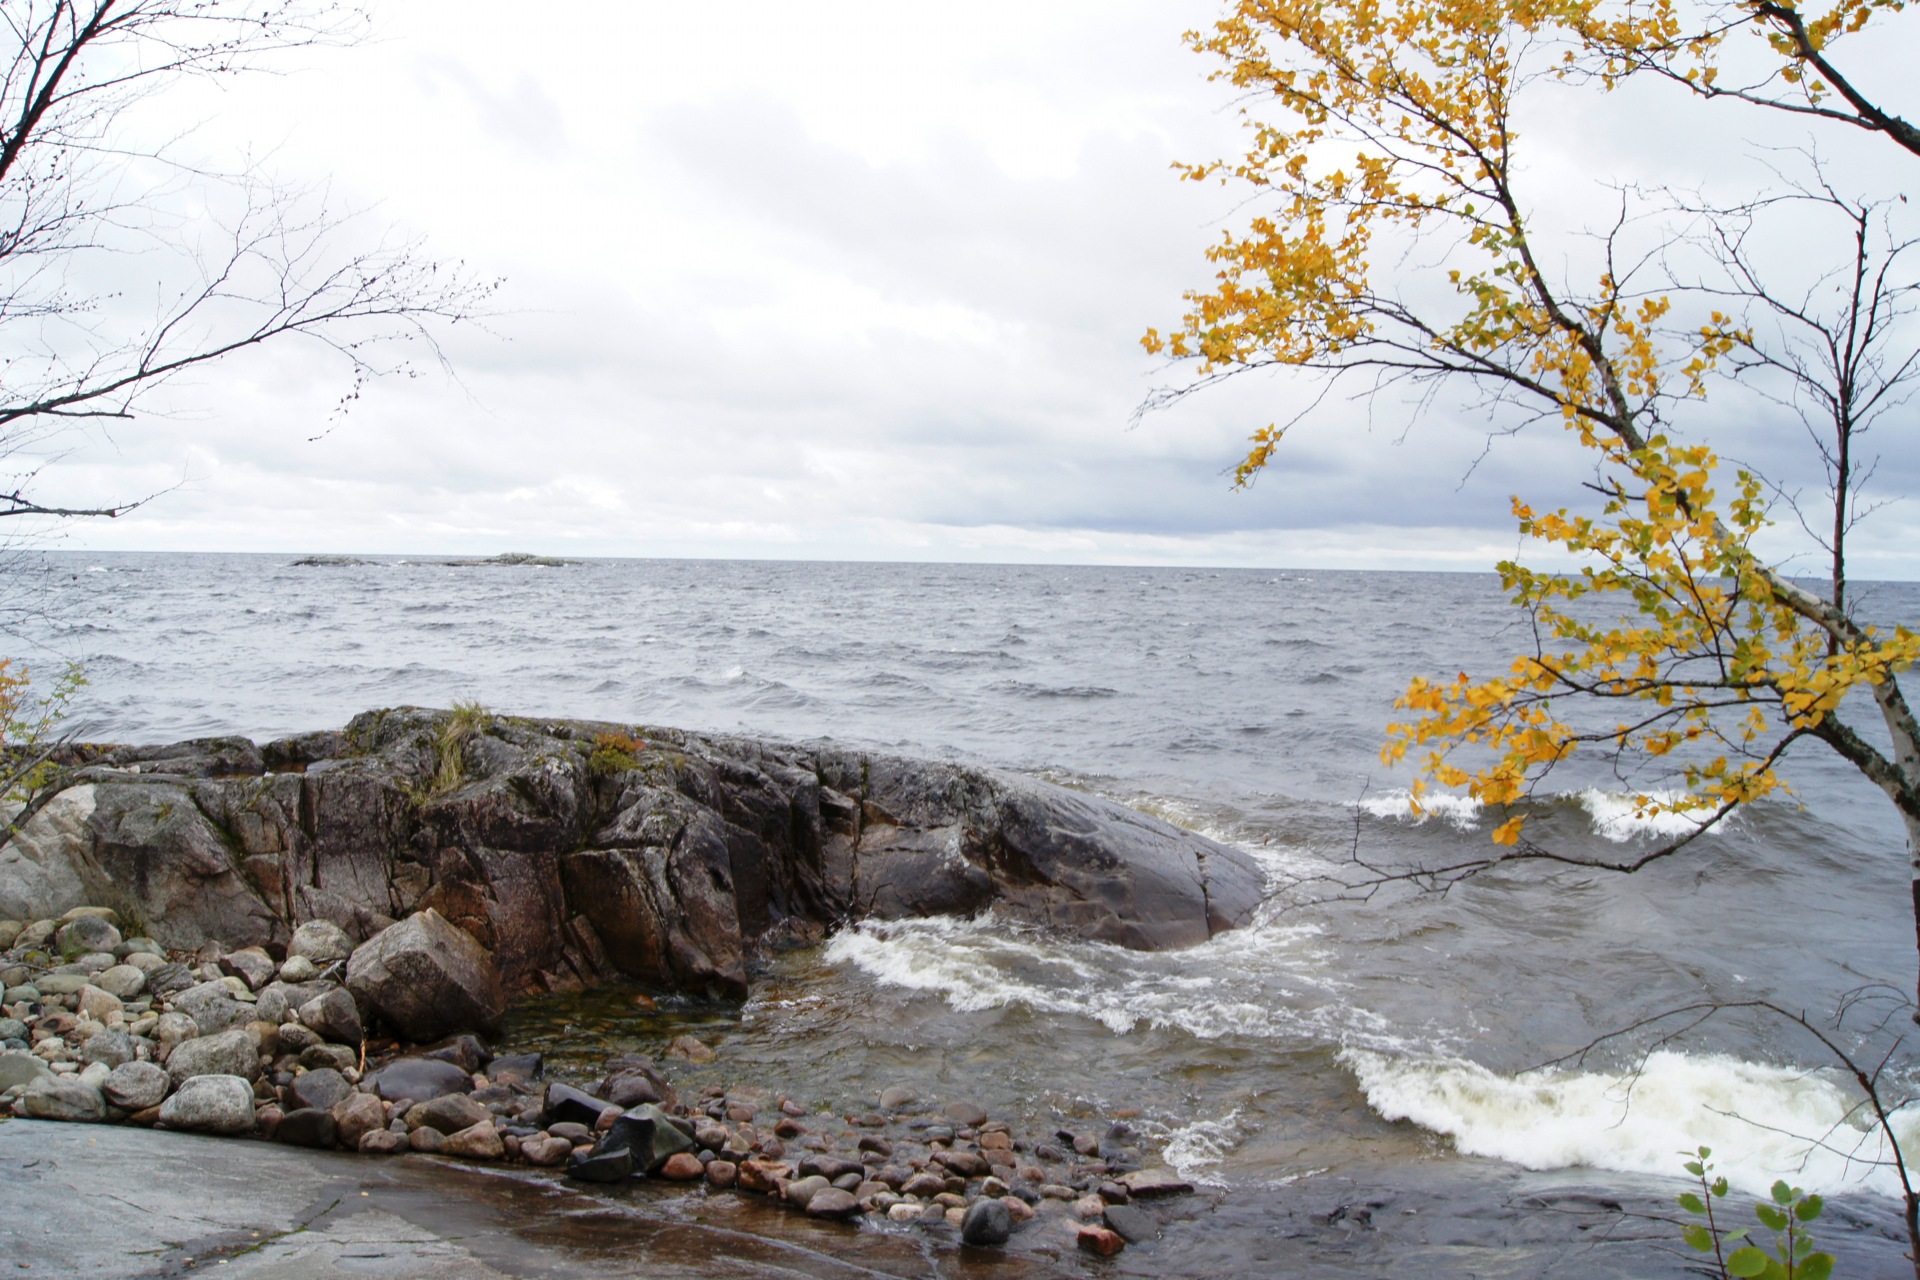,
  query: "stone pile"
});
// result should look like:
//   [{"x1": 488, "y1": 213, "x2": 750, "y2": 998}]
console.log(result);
[
  {"x1": 0, "y1": 903, "x2": 1187, "y2": 1255},
  {"x1": 0, "y1": 903, "x2": 502, "y2": 1137},
  {"x1": 548, "y1": 1077, "x2": 1189, "y2": 1253}
]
